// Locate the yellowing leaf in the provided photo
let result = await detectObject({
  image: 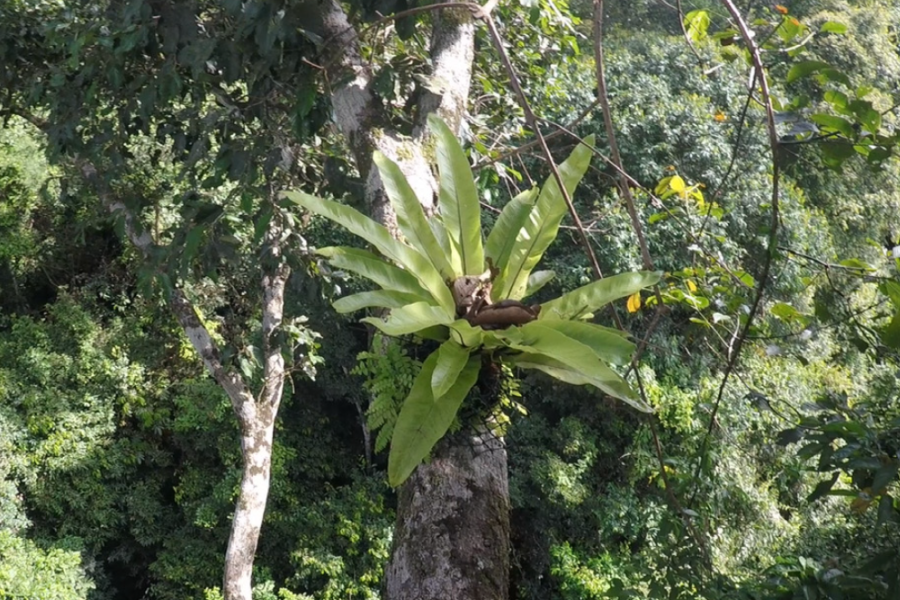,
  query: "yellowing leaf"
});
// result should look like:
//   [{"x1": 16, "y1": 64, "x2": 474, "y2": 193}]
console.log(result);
[
  {"x1": 669, "y1": 175, "x2": 686, "y2": 194},
  {"x1": 687, "y1": 279, "x2": 698, "y2": 293},
  {"x1": 626, "y1": 292, "x2": 641, "y2": 313}
]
